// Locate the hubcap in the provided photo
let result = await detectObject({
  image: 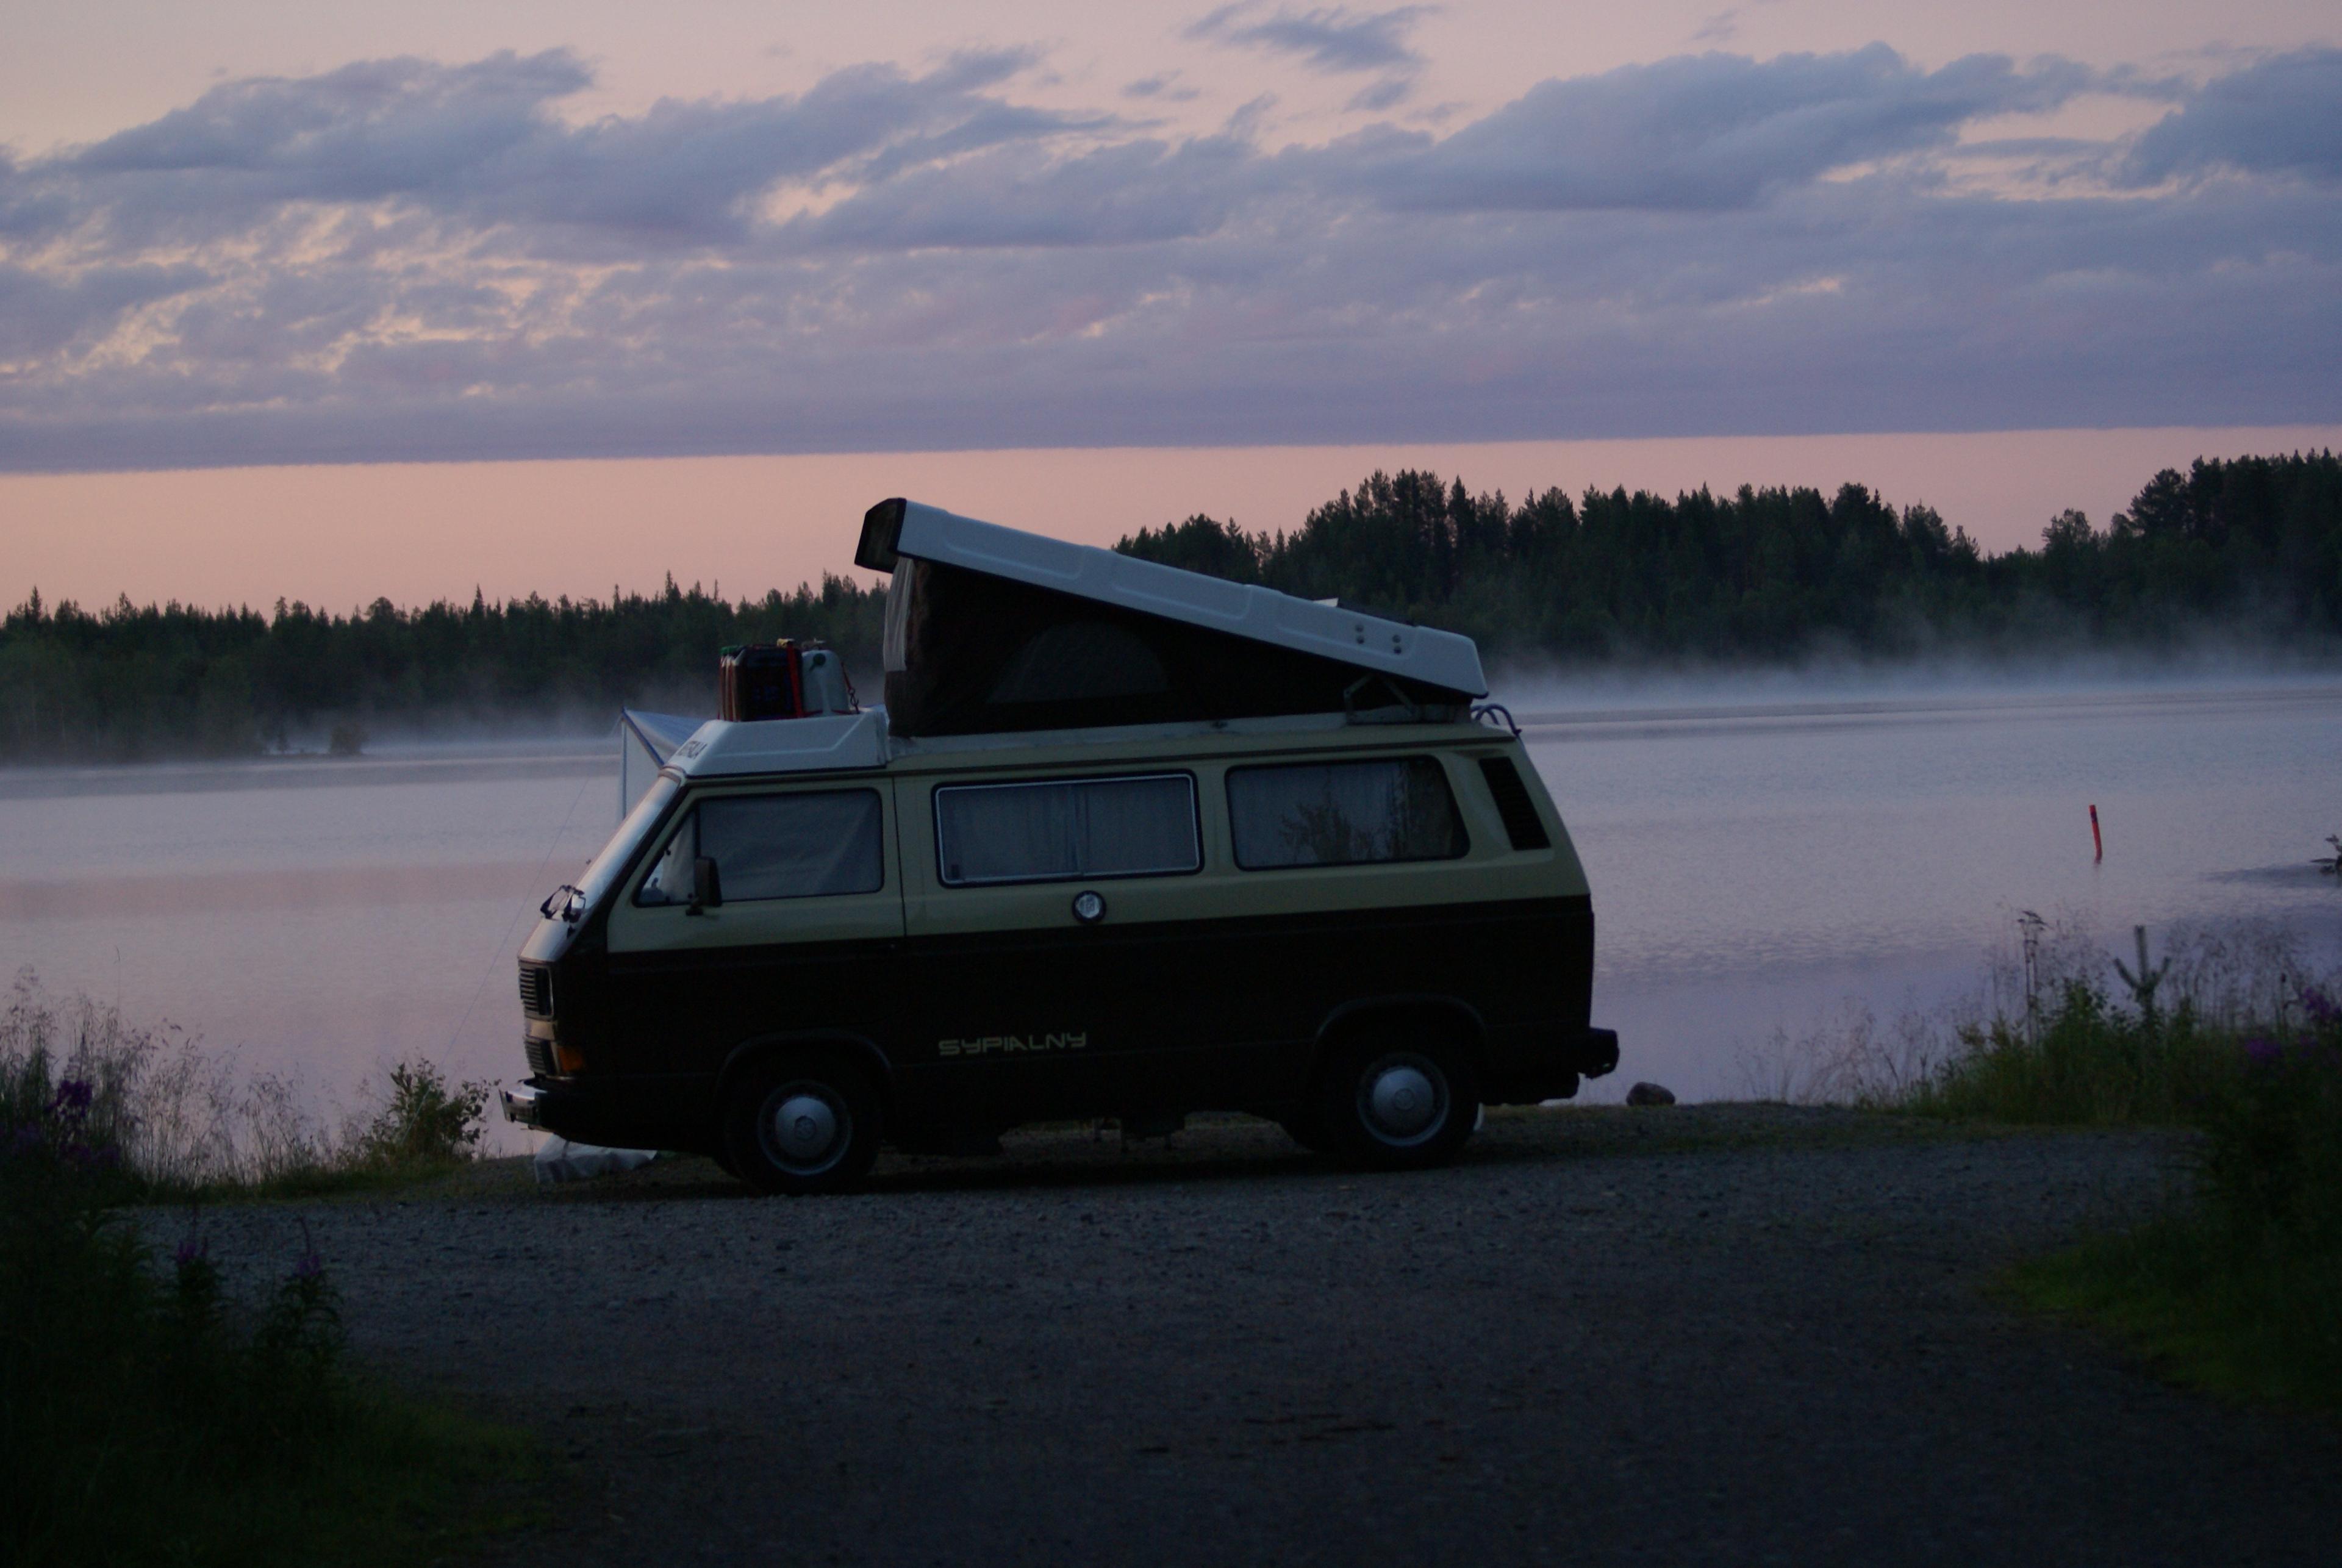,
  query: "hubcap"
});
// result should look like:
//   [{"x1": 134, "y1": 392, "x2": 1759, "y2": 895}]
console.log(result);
[
  {"x1": 1359, "y1": 1055, "x2": 1447, "y2": 1145},
  {"x1": 761, "y1": 1087, "x2": 846, "y2": 1172}
]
